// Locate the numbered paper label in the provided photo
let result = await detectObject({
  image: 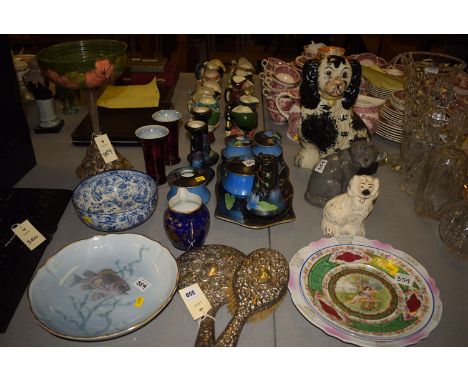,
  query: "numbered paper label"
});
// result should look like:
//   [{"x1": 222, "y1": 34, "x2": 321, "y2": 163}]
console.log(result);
[
  {"x1": 178, "y1": 283, "x2": 212, "y2": 320},
  {"x1": 242, "y1": 159, "x2": 255, "y2": 167},
  {"x1": 395, "y1": 273, "x2": 415, "y2": 287},
  {"x1": 133, "y1": 277, "x2": 152, "y2": 292},
  {"x1": 94, "y1": 134, "x2": 118, "y2": 164},
  {"x1": 314, "y1": 159, "x2": 328, "y2": 174},
  {"x1": 12, "y1": 219, "x2": 46, "y2": 251}
]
